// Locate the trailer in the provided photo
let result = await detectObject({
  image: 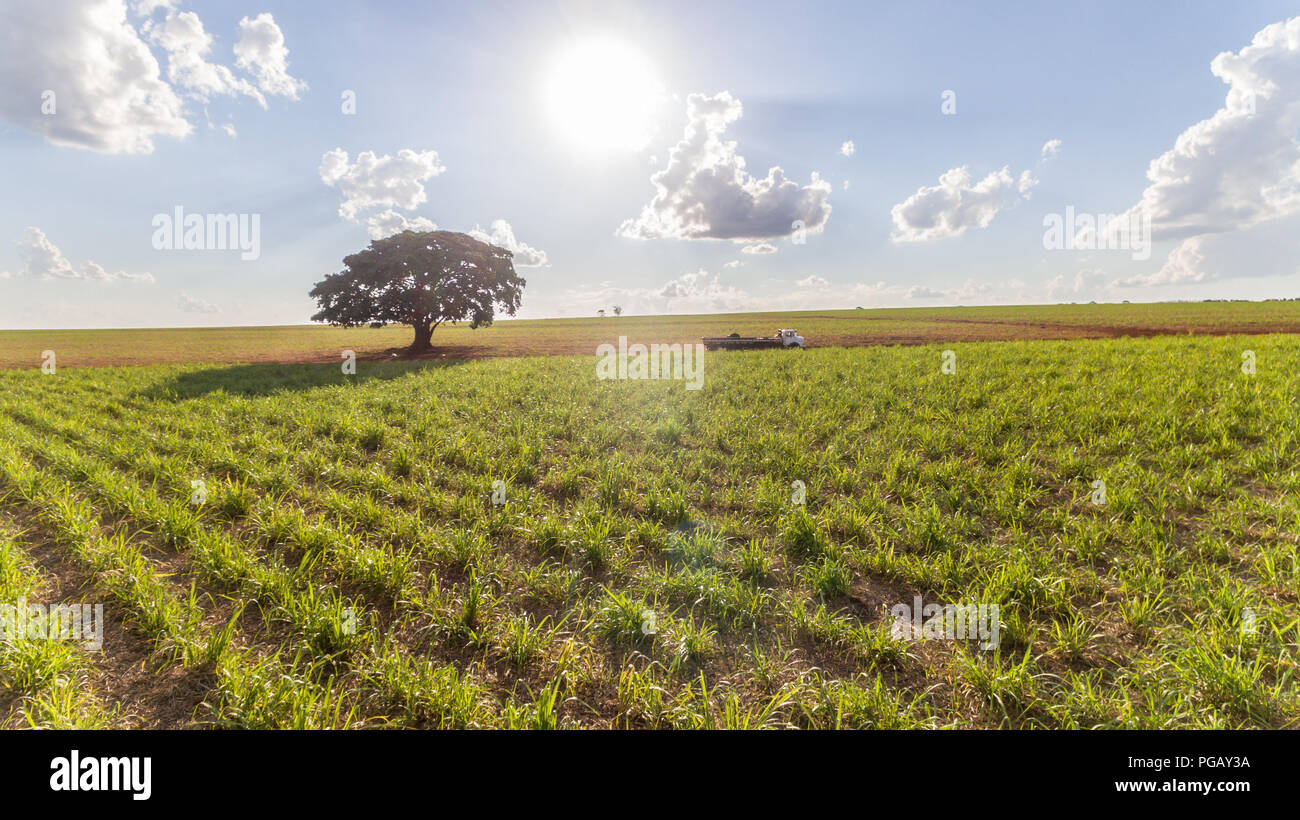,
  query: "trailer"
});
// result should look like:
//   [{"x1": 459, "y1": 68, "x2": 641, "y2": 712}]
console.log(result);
[{"x1": 702, "y1": 328, "x2": 806, "y2": 351}]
